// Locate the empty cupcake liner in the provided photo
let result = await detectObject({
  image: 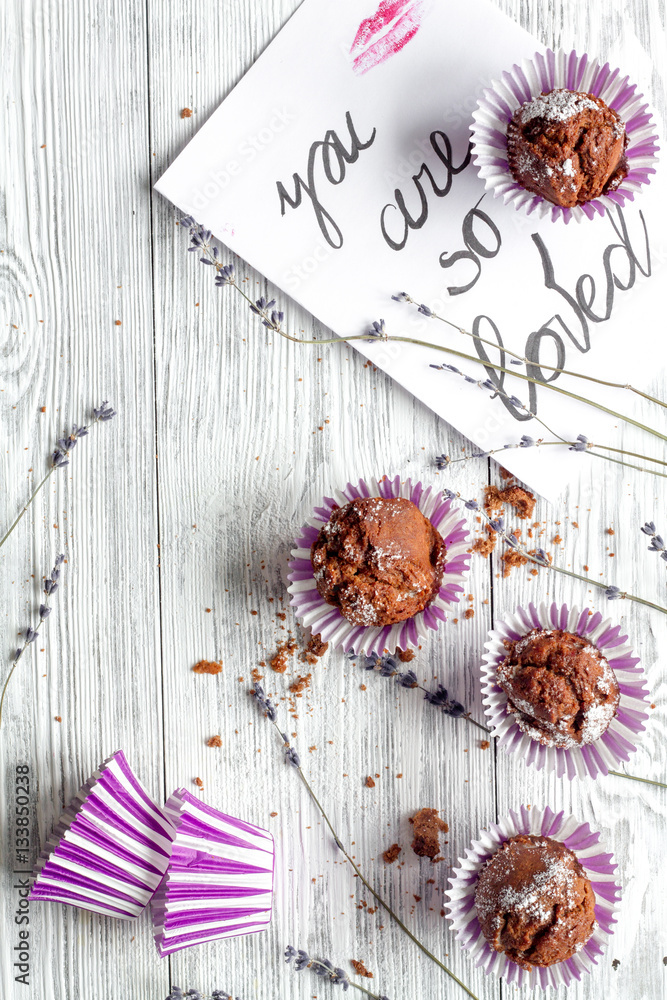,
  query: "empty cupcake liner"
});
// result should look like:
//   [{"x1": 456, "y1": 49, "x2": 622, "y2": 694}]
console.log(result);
[
  {"x1": 471, "y1": 47, "x2": 659, "y2": 222},
  {"x1": 445, "y1": 804, "x2": 621, "y2": 990},
  {"x1": 150, "y1": 788, "x2": 275, "y2": 956},
  {"x1": 29, "y1": 750, "x2": 175, "y2": 919},
  {"x1": 480, "y1": 601, "x2": 650, "y2": 780},
  {"x1": 287, "y1": 475, "x2": 470, "y2": 657}
]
